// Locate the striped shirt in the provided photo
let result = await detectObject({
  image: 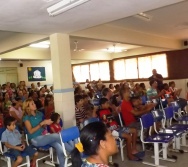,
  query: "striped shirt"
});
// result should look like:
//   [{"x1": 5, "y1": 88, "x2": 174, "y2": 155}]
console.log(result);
[{"x1": 75, "y1": 106, "x2": 86, "y2": 128}]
